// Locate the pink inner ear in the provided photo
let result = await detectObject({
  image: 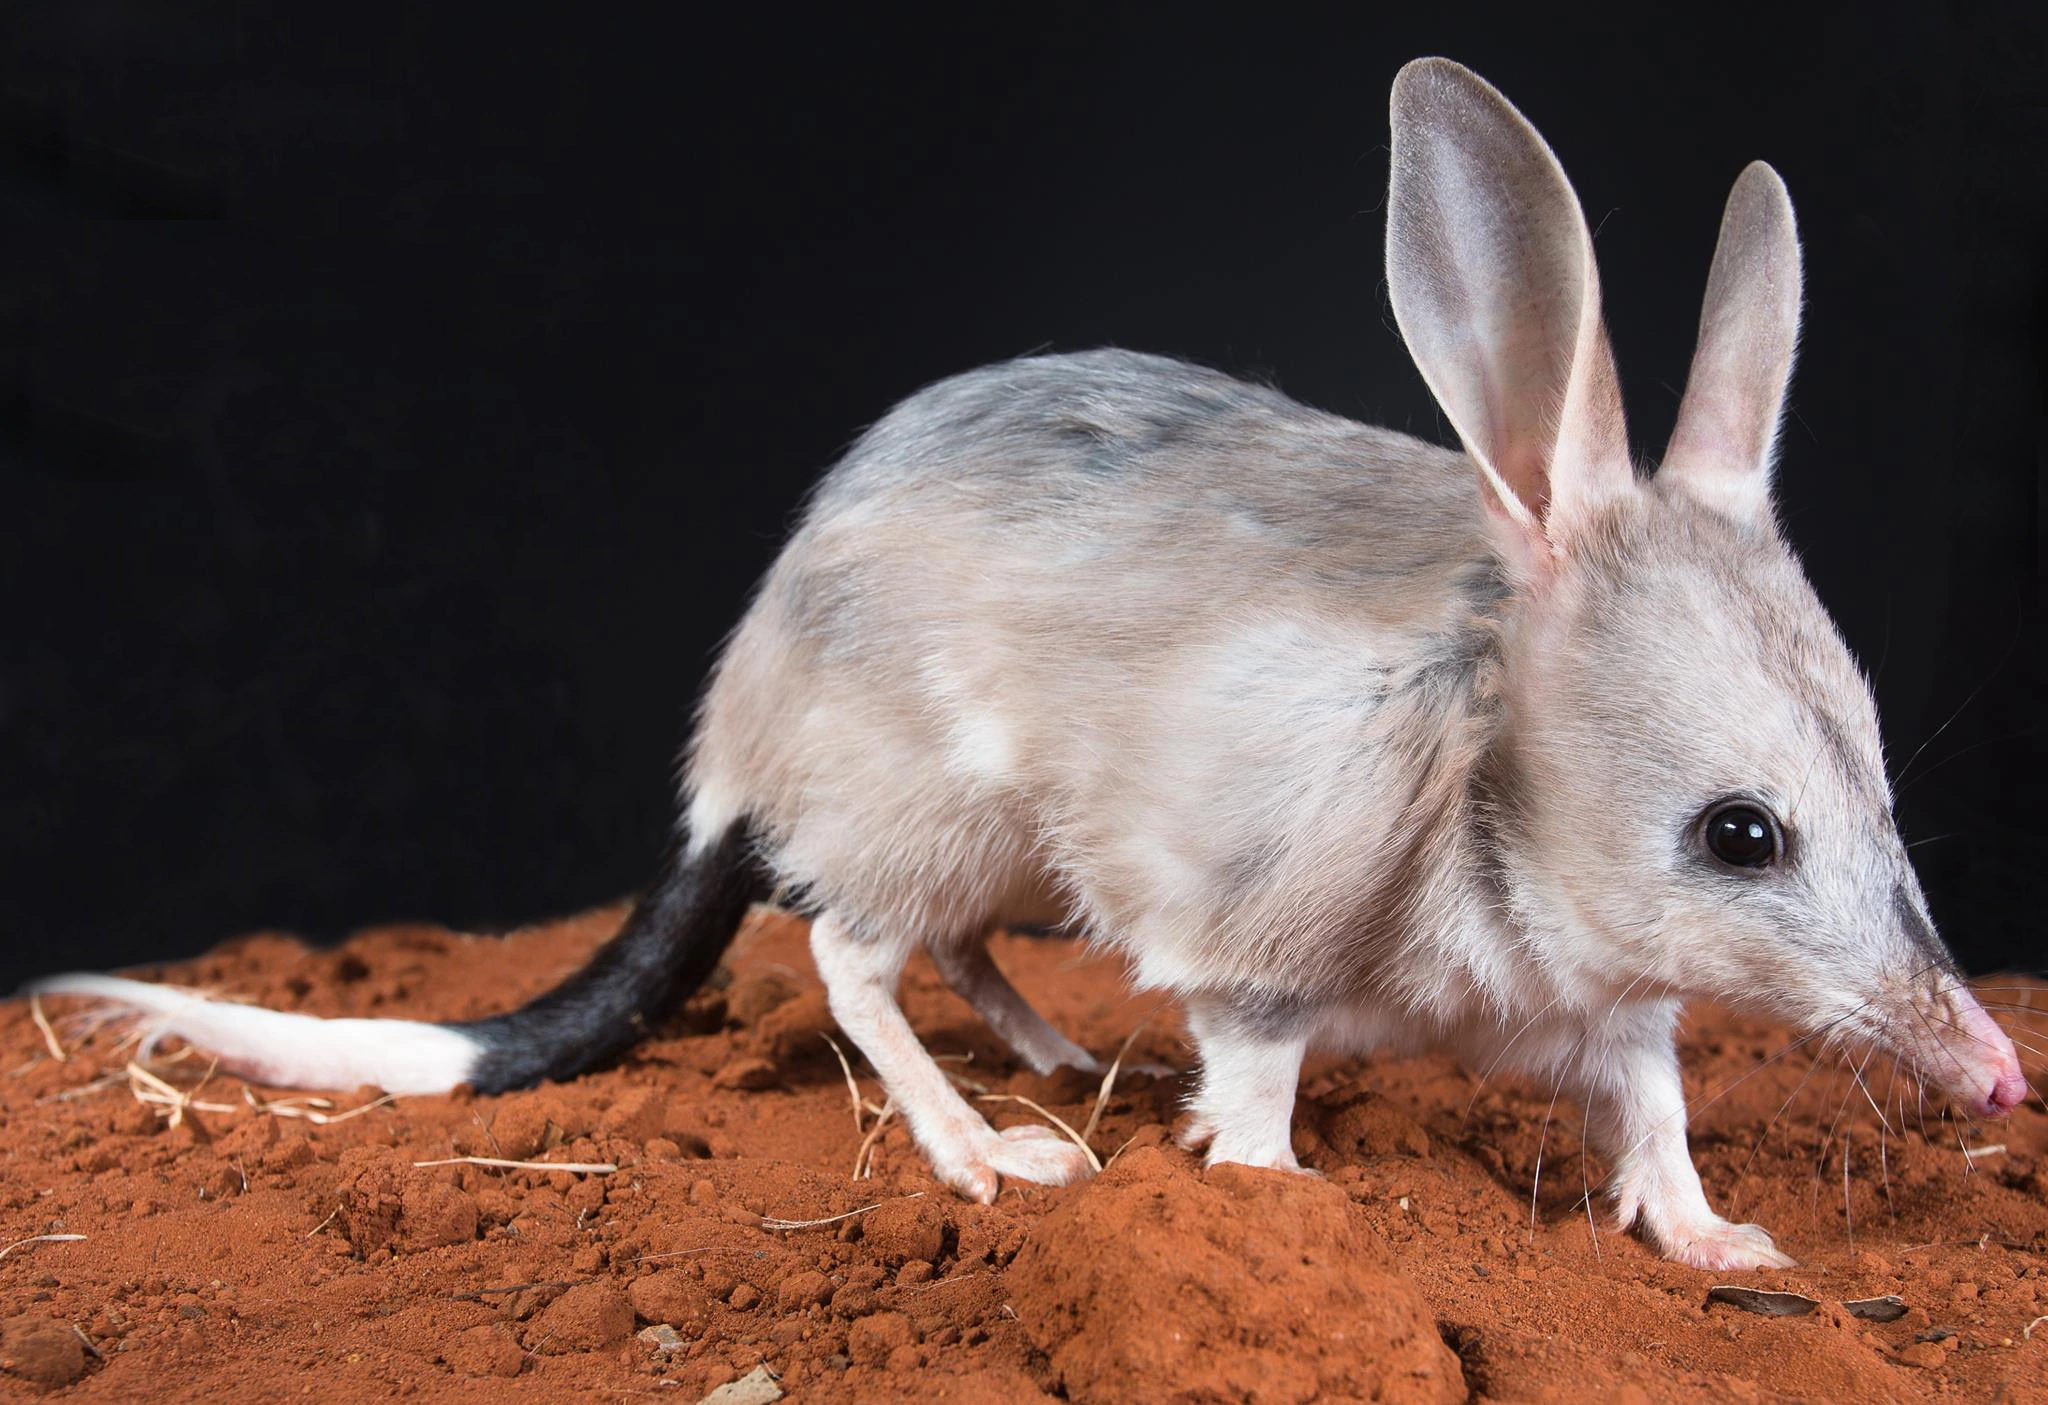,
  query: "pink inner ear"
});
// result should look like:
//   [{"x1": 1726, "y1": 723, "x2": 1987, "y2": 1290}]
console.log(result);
[
  {"x1": 1495, "y1": 440, "x2": 1550, "y2": 522},
  {"x1": 1385, "y1": 60, "x2": 1634, "y2": 555}
]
